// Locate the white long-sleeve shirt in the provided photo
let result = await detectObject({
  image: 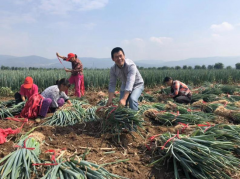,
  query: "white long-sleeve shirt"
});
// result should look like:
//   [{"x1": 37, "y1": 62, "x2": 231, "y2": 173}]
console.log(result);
[
  {"x1": 108, "y1": 59, "x2": 144, "y2": 93},
  {"x1": 41, "y1": 85, "x2": 69, "y2": 108}
]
